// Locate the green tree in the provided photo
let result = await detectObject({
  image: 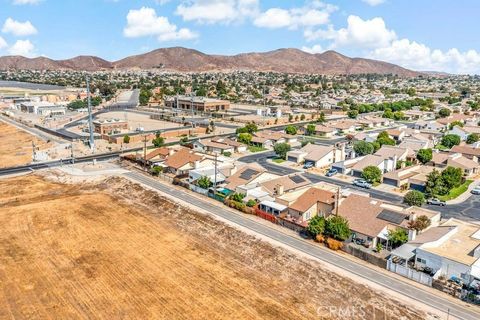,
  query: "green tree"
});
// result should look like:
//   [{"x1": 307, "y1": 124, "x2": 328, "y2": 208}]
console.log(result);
[
  {"x1": 139, "y1": 88, "x2": 153, "y2": 106},
  {"x1": 441, "y1": 166, "x2": 463, "y2": 189},
  {"x1": 376, "y1": 131, "x2": 396, "y2": 146},
  {"x1": 347, "y1": 110, "x2": 358, "y2": 119},
  {"x1": 236, "y1": 123, "x2": 258, "y2": 134},
  {"x1": 388, "y1": 228, "x2": 409, "y2": 248},
  {"x1": 317, "y1": 112, "x2": 326, "y2": 123},
  {"x1": 123, "y1": 135, "x2": 130, "y2": 144},
  {"x1": 306, "y1": 124, "x2": 316, "y2": 136},
  {"x1": 382, "y1": 109, "x2": 394, "y2": 119},
  {"x1": 467, "y1": 133, "x2": 480, "y2": 144},
  {"x1": 449, "y1": 120, "x2": 464, "y2": 130},
  {"x1": 354, "y1": 141, "x2": 374, "y2": 156},
  {"x1": 285, "y1": 125, "x2": 298, "y2": 135},
  {"x1": 325, "y1": 215, "x2": 351, "y2": 241},
  {"x1": 441, "y1": 134, "x2": 461, "y2": 148},
  {"x1": 152, "y1": 132, "x2": 165, "y2": 147},
  {"x1": 393, "y1": 111, "x2": 405, "y2": 121},
  {"x1": 425, "y1": 169, "x2": 447, "y2": 197},
  {"x1": 361, "y1": 166, "x2": 382, "y2": 184},
  {"x1": 306, "y1": 215, "x2": 326, "y2": 237},
  {"x1": 403, "y1": 190, "x2": 425, "y2": 207},
  {"x1": 238, "y1": 133, "x2": 252, "y2": 144},
  {"x1": 273, "y1": 143, "x2": 291, "y2": 159},
  {"x1": 416, "y1": 148, "x2": 433, "y2": 164},
  {"x1": 197, "y1": 176, "x2": 213, "y2": 190},
  {"x1": 438, "y1": 108, "x2": 451, "y2": 118},
  {"x1": 230, "y1": 193, "x2": 245, "y2": 203}
]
